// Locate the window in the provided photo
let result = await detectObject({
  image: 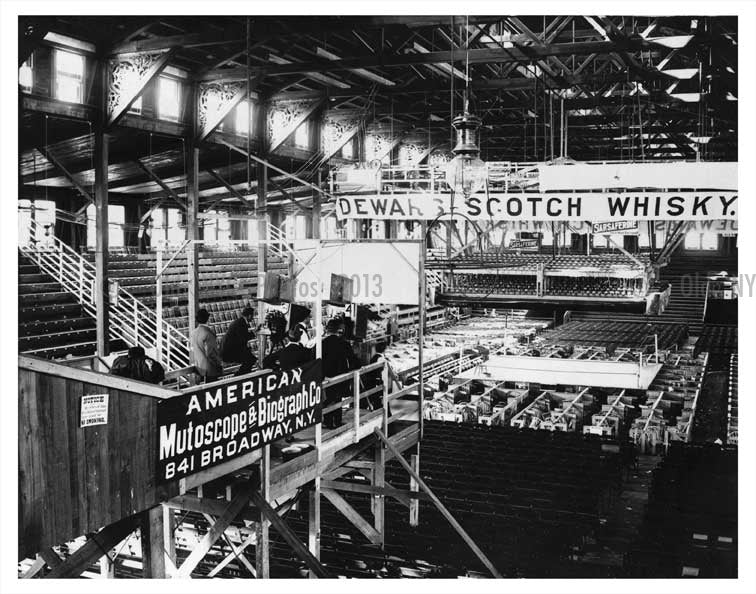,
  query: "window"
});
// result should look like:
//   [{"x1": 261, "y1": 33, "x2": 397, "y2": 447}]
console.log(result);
[
  {"x1": 158, "y1": 76, "x2": 180, "y2": 121},
  {"x1": 128, "y1": 94, "x2": 143, "y2": 115},
  {"x1": 55, "y1": 49, "x2": 85, "y2": 103},
  {"x1": 85, "y1": 204, "x2": 124, "y2": 248},
  {"x1": 684, "y1": 230, "x2": 719, "y2": 251},
  {"x1": 18, "y1": 199, "x2": 55, "y2": 245},
  {"x1": 341, "y1": 138, "x2": 354, "y2": 160},
  {"x1": 295, "y1": 215, "x2": 307, "y2": 238},
  {"x1": 19, "y1": 55, "x2": 33, "y2": 93},
  {"x1": 235, "y1": 101, "x2": 253, "y2": 136},
  {"x1": 294, "y1": 121, "x2": 309, "y2": 149}
]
